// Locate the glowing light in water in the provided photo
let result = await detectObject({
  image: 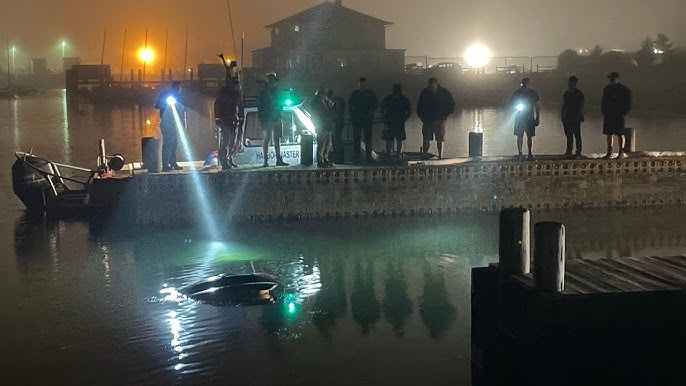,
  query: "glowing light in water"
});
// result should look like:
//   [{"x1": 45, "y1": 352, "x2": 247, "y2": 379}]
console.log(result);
[{"x1": 288, "y1": 302, "x2": 296, "y2": 314}]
